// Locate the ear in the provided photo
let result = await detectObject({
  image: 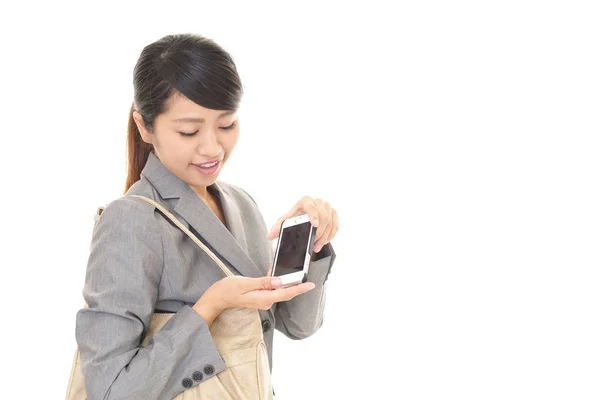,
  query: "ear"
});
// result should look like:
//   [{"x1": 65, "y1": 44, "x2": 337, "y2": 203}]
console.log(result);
[{"x1": 132, "y1": 110, "x2": 153, "y2": 144}]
